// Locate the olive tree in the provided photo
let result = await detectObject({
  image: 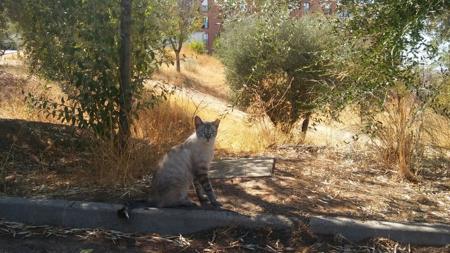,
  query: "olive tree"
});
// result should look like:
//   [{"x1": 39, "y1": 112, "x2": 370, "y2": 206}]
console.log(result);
[
  {"x1": 218, "y1": 8, "x2": 338, "y2": 133},
  {"x1": 4, "y1": 0, "x2": 166, "y2": 145},
  {"x1": 335, "y1": 0, "x2": 450, "y2": 180}
]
